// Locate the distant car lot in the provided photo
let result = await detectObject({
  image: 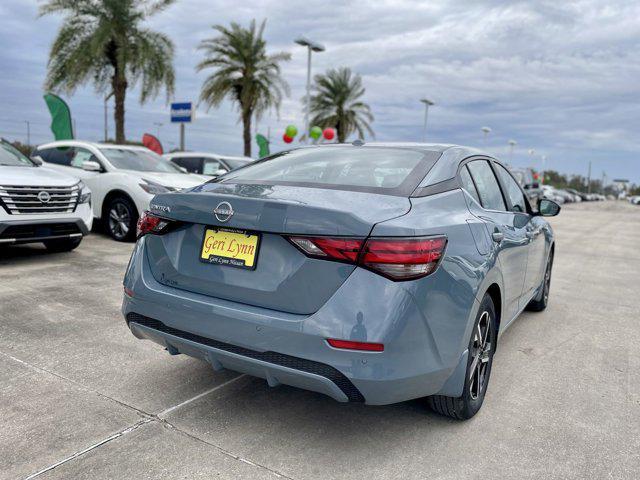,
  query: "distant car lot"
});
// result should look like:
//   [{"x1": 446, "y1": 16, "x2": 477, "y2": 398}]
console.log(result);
[{"x1": 1, "y1": 200, "x2": 638, "y2": 479}]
